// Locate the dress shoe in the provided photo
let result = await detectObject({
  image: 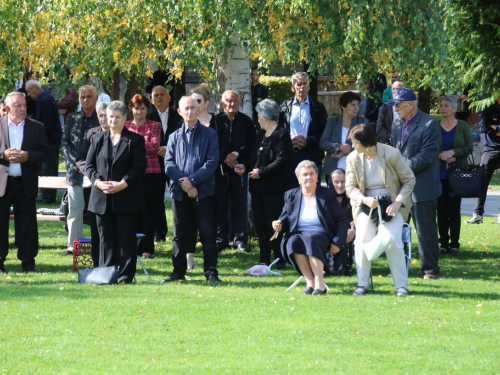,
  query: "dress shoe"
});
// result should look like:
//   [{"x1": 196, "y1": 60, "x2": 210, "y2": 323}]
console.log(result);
[
  {"x1": 423, "y1": 273, "x2": 440, "y2": 280},
  {"x1": 396, "y1": 287, "x2": 409, "y2": 297},
  {"x1": 466, "y1": 213, "x2": 483, "y2": 224},
  {"x1": 24, "y1": 268, "x2": 39, "y2": 273},
  {"x1": 186, "y1": 253, "x2": 194, "y2": 270},
  {"x1": 205, "y1": 273, "x2": 222, "y2": 283},
  {"x1": 61, "y1": 250, "x2": 73, "y2": 256},
  {"x1": 352, "y1": 286, "x2": 368, "y2": 296},
  {"x1": 162, "y1": 274, "x2": 186, "y2": 283},
  {"x1": 117, "y1": 276, "x2": 132, "y2": 284},
  {"x1": 142, "y1": 253, "x2": 154, "y2": 259},
  {"x1": 302, "y1": 287, "x2": 314, "y2": 295},
  {"x1": 236, "y1": 243, "x2": 250, "y2": 253},
  {"x1": 312, "y1": 288, "x2": 327, "y2": 296},
  {"x1": 439, "y1": 247, "x2": 450, "y2": 254},
  {"x1": 450, "y1": 248, "x2": 459, "y2": 256}
]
